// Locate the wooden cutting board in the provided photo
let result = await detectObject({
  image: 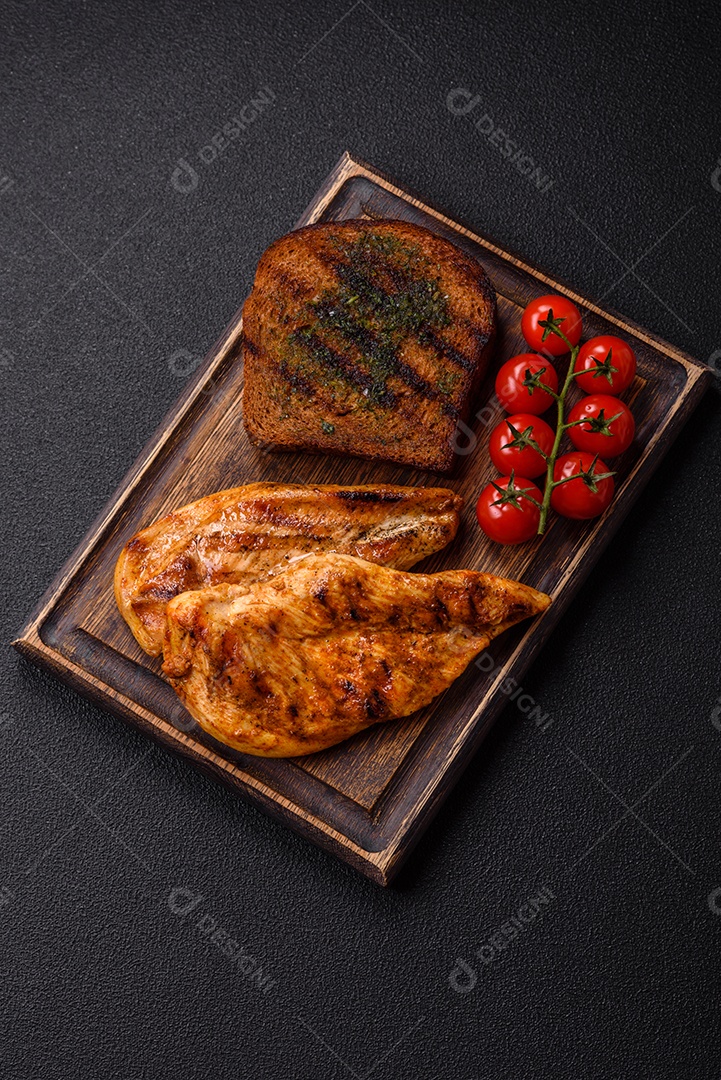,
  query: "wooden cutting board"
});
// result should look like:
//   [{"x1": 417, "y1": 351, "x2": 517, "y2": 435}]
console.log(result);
[{"x1": 13, "y1": 152, "x2": 710, "y2": 884}]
